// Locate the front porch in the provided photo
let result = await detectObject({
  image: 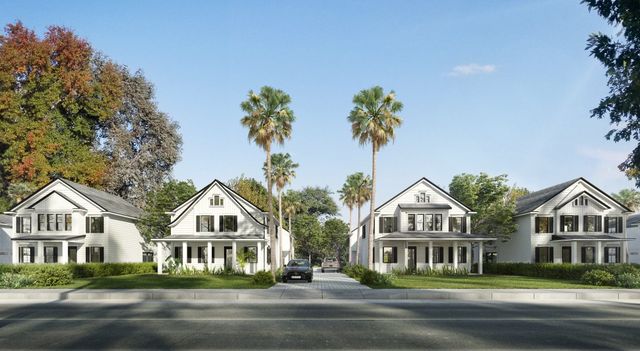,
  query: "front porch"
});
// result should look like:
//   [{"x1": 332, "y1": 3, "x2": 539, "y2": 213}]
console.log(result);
[
  {"x1": 541, "y1": 234, "x2": 631, "y2": 264},
  {"x1": 375, "y1": 232, "x2": 495, "y2": 274},
  {"x1": 153, "y1": 235, "x2": 271, "y2": 274},
  {"x1": 11, "y1": 235, "x2": 87, "y2": 264}
]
